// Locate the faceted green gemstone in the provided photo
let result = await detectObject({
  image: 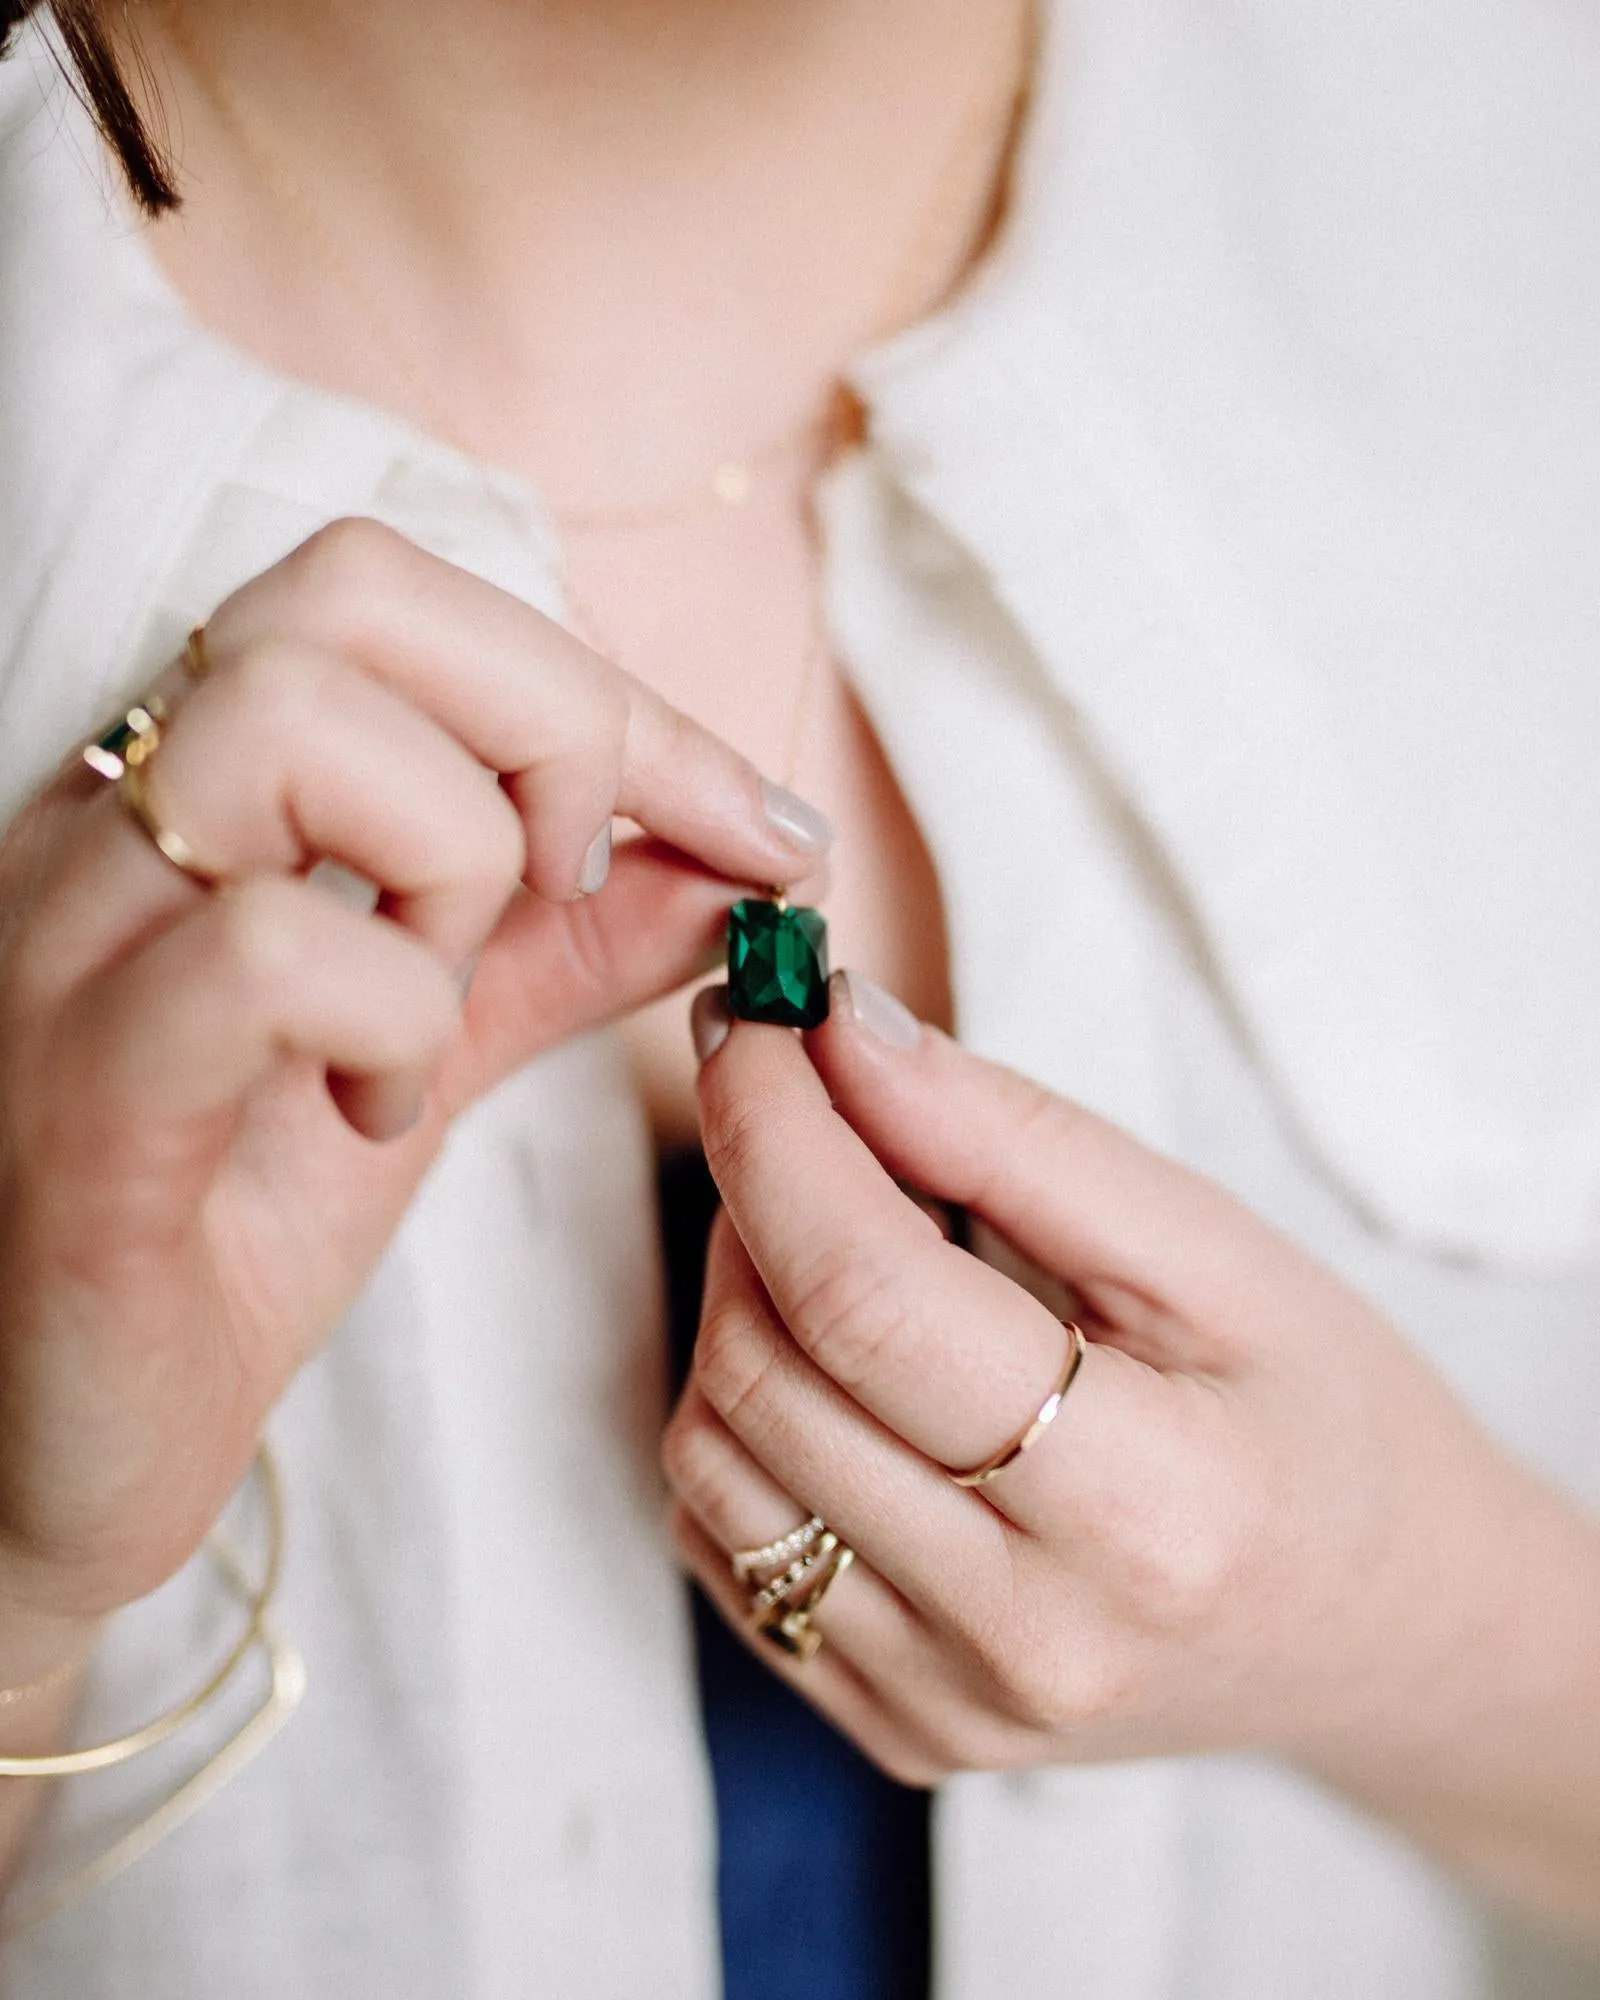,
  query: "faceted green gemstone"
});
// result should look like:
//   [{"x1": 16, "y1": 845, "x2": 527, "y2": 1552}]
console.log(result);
[
  {"x1": 726, "y1": 898, "x2": 830, "y2": 1029},
  {"x1": 83, "y1": 699, "x2": 165, "y2": 782}
]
